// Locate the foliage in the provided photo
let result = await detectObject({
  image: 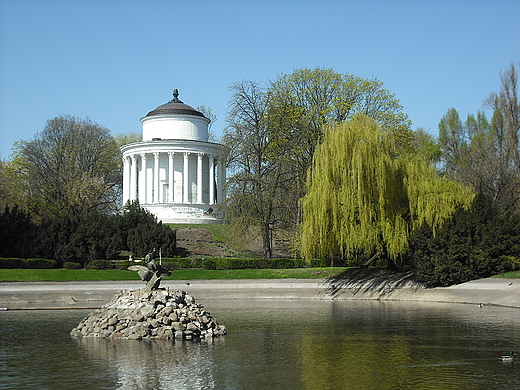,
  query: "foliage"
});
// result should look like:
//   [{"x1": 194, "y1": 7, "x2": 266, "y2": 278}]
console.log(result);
[
  {"x1": 160, "y1": 257, "x2": 327, "y2": 270},
  {"x1": 114, "y1": 131, "x2": 141, "y2": 148},
  {"x1": 407, "y1": 195, "x2": 520, "y2": 285},
  {"x1": 0, "y1": 258, "x2": 26, "y2": 269},
  {"x1": 24, "y1": 258, "x2": 57, "y2": 269},
  {"x1": 63, "y1": 262, "x2": 82, "y2": 270},
  {"x1": 12, "y1": 115, "x2": 122, "y2": 218},
  {"x1": 223, "y1": 80, "x2": 283, "y2": 258},
  {"x1": 34, "y1": 212, "x2": 121, "y2": 266},
  {"x1": 408, "y1": 195, "x2": 520, "y2": 285},
  {"x1": 86, "y1": 260, "x2": 115, "y2": 270},
  {"x1": 113, "y1": 260, "x2": 133, "y2": 270},
  {"x1": 0, "y1": 205, "x2": 36, "y2": 258},
  {"x1": 267, "y1": 68, "x2": 413, "y2": 223},
  {"x1": 0, "y1": 160, "x2": 25, "y2": 210},
  {"x1": 300, "y1": 115, "x2": 474, "y2": 264},
  {"x1": 198, "y1": 257, "x2": 315, "y2": 270},
  {"x1": 118, "y1": 201, "x2": 177, "y2": 258},
  {"x1": 223, "y1": 68, "x2": 413, "y2": 257},
  {"x1": 412, "y1": 128, "x2": 442, "y2": 163},
  {"x1": 439, "y1": 63, "x2": 520, "y2": 213},
  {"x1": 0, "y1": 200, "x2": 176, "y2": 266}
]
